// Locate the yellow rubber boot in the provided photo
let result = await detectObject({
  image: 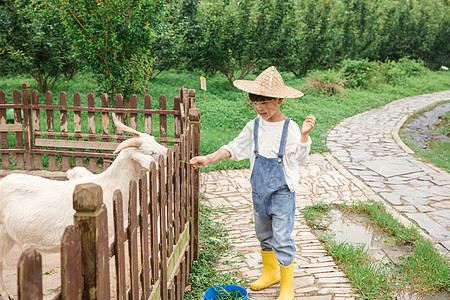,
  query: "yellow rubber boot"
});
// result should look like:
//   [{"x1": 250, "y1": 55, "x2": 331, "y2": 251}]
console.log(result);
[
  {"x1": 277, "y1": 263, "x2": 294, "y2": 300},
  {"x1": 250, "y1": 251, "x2": 281, "y2": 291}
]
